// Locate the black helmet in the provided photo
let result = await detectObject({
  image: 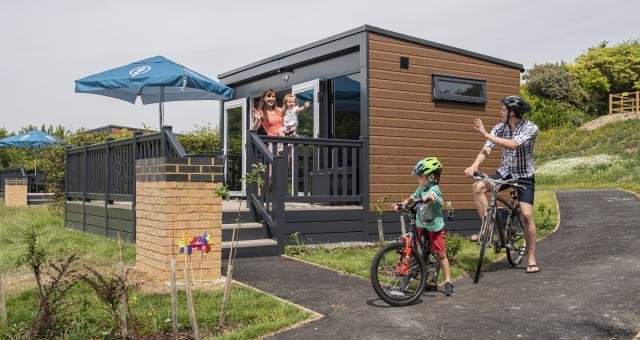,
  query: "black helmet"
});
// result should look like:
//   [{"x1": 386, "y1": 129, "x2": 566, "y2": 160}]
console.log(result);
[{"x1": 500, "y1": 96, "x2": 531, "y2": 117}]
